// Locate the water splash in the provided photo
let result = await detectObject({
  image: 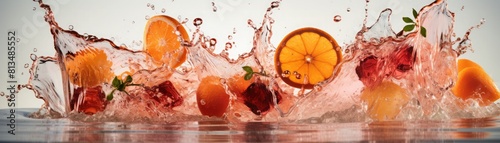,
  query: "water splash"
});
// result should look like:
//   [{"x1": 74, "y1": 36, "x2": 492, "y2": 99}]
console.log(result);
[{"x1": 24, "y1": 0, "x2": 497, "y2": 122}]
